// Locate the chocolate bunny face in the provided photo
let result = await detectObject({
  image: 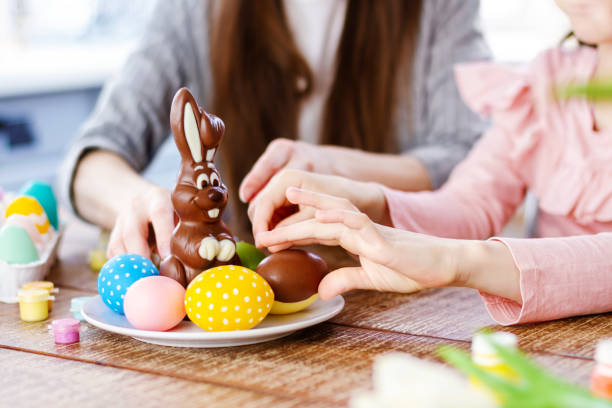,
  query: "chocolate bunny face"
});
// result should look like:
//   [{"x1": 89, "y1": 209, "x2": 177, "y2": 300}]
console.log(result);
[{"x1": 170, "y1": 88, "x2": 228, "y2": 224}]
